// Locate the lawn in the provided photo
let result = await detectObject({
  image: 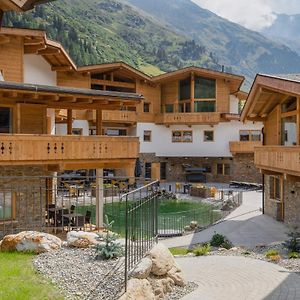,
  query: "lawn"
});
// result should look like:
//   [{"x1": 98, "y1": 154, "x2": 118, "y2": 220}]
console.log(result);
[
  {"x1": 76, "y1": 199, "x2": 221, "y2": 235},
  {"x1": 0, "y1": 252, "x2": 64, "y2": 300}
]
